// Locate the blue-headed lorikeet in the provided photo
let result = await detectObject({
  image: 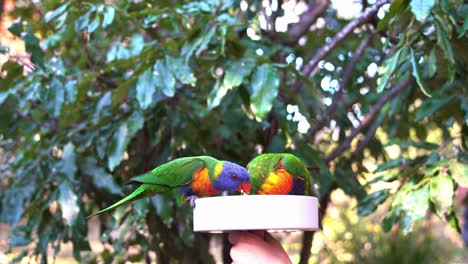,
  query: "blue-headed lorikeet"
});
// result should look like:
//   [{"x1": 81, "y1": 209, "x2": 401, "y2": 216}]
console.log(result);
[
  {"x1": 87, "y1": 156, "x2": 250, "y2": 218},
  {"x1": 247, "y1": 153, "x2": 313, "y2": 195}
]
